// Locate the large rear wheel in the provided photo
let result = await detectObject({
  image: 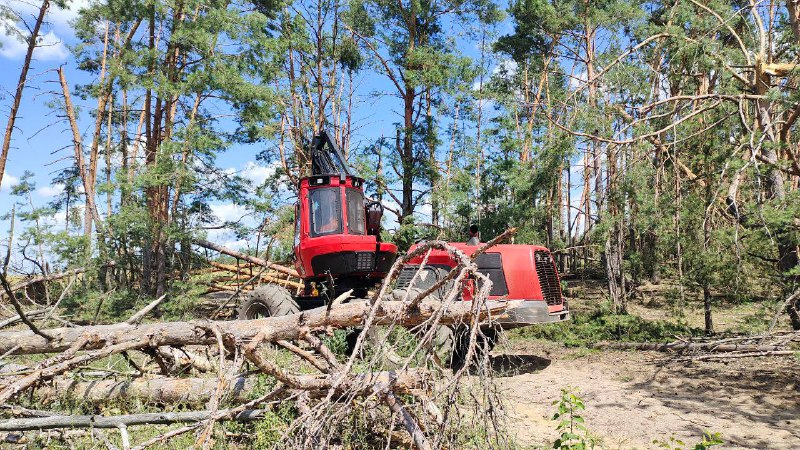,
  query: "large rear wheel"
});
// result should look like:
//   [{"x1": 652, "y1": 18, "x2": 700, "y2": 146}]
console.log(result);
[
  {"x1": 237, "y1": 284, "x2": 300, "y2": 319},
  {"x1": 451, "y1": 325, "x2": 499, "y2": 370}
]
